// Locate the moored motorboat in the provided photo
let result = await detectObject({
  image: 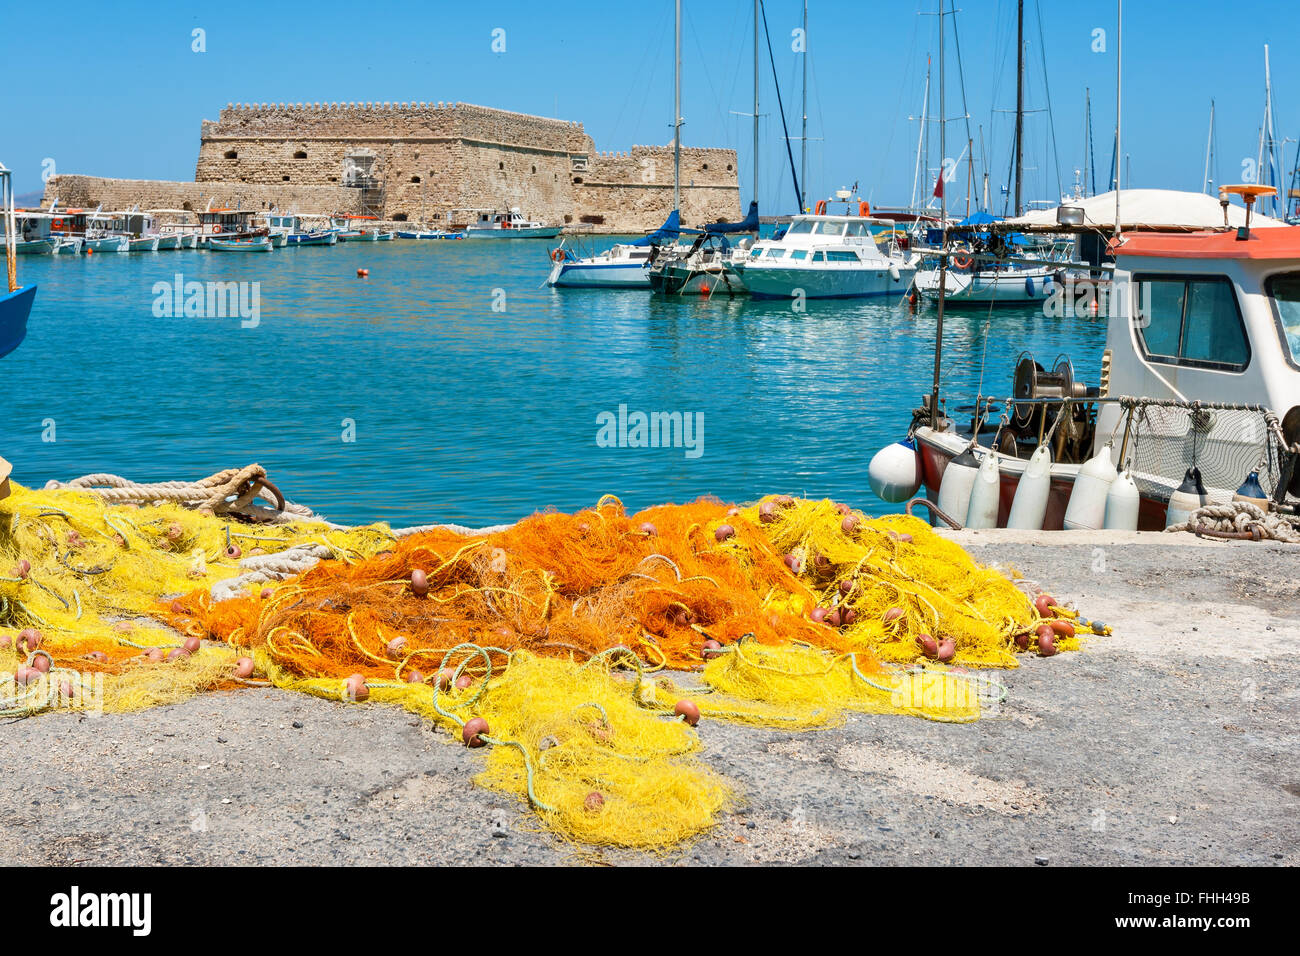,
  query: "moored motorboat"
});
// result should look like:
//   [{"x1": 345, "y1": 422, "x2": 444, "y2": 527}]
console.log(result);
[
  {"x1": 463, "y1": 207, "x2": 561, "y2": 239},
  {"x1": 207, "y1": 236, "x2": 273, "y2": 252},
  {"x1": 548, "y1": 210, "x2": 683, "y2": 289},
  {"x1": 1, "y1": 163, "x2": 36, "y2": 359},
  {"x1": 0, "y1": 211, "x2": 61, "y2": 254}
]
